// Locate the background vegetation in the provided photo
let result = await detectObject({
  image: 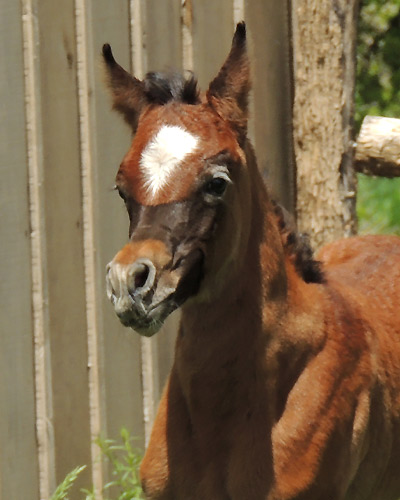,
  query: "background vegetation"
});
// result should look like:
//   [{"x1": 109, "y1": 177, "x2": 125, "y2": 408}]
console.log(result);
[
  {"x1": 50, "y1": 429, "x2": 144, "y2": 500},
  {"x1": 356, "y1": 0, "x2": 400, "y2": 235}
]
